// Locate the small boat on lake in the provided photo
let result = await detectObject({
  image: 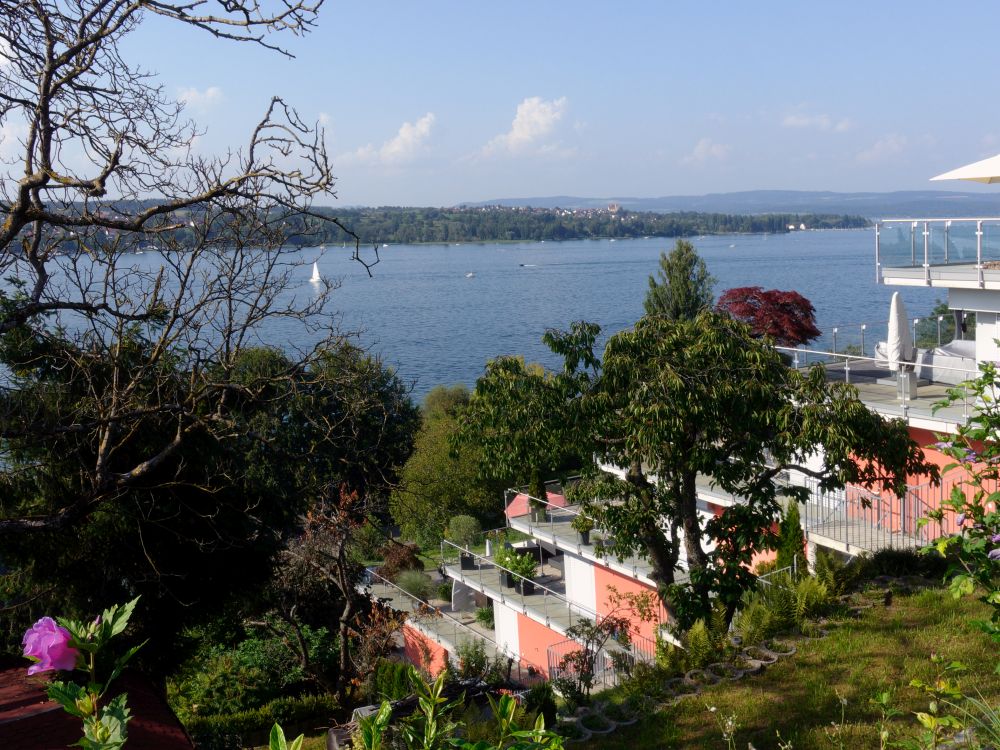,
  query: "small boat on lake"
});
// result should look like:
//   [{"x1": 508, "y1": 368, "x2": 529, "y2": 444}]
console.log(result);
[{"x1": 310, "y1": 261, "x2": 321, "y2": 283}]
